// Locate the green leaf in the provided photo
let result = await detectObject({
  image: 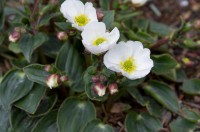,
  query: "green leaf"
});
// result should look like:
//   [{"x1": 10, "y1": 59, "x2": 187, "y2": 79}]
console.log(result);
[
  {"x1": 152, "y1": 54, "x2": 178, "y2": 75},
  {"x1": 10, "y1": 107, "x2": 39, "y2": 132},
  {"x1": 14, "y1": 84, "x2": 46, "y2": 114},
  {"x1": 8, "y1": 42, "x2": 21, "y2": 53},
  {"x1": 181, "y1": 79, "x2": 200, "y2": 95},
  {"x1": 162, "y1": 68, "x2": 187, "y2": 82},
  {"x1": 170, "y1": 117, "x2": 197, "y2": 132},
  {"x1": 99, "y1": 0, "x2": 110, "y2": 10},
  {"x1": 0, "y1": 105, "x2": 10, "y2": 132},
  {"x1": 83, "y1": 119, "x2": 114, "y2": 132},
  {"x1": 57, "y1": 97, "x2": 96, "y2": 132},
  {"x1": 125, "y1": 111, "x2": 162, "y2": 132},
  {"x1": 29, "y1": 94, "x2": 57, "y2": 117},
  {"x1": 102, "y1": 11, "x2": 115, "y2": 29},
  {"x1": 0, "y1": 69, "x2": 34, "y2": 110},
  {"x1": 182, "y1": 107, "x2": 200, "y2": 122},
  {"x1": 0, "y1": 0, "x2": 5, "y2": 30},
  {"x1": 19, "y1": 33, "x2": 48, "y2": 62},
  {"x1": 38, "y1": 13, "x2": 60, "y2": 27},
  {"x1": 54, "y1": 22, "x2": 72, "y2": 30},
  {"x1": 149, "y1": 21, "x2": 173, "y2": 37},
  {"x1": 84, "y1": 66, "x2": 108, "y2": 101},
  {"x1": 120, "y1": 77, "x2": 145, "y2": 88},
  {"x1": 56, "y1": 42, "x2": 85, "y2": 92},
  {"x1": 146, "y1": 99, "x2": 164, "y2": 118},
  {"x1": 23, "y1": 64, "x2": 51, "y2": 86},
  {"x1": 144, "y1": 80, "x2": 179, "y2": 113},
  {"x1": 32, "y1": 110, "x2": 58, "y2": 132}
]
